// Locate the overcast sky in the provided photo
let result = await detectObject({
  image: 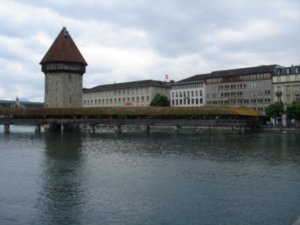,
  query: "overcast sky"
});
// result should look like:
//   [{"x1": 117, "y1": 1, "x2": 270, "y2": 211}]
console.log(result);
[{"x1": 0, "y1": 0, "x2": 299, "y2": 101}]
